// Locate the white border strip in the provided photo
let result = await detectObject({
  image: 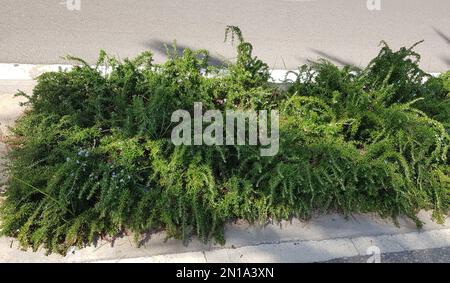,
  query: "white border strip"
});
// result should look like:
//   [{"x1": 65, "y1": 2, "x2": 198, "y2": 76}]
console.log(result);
[
  {"x1": 0, "y1": 63, "x2": 73, "y2": 80},
  {"x1": 0, "y1": 63, "x2": 442, "y2": 82}
]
